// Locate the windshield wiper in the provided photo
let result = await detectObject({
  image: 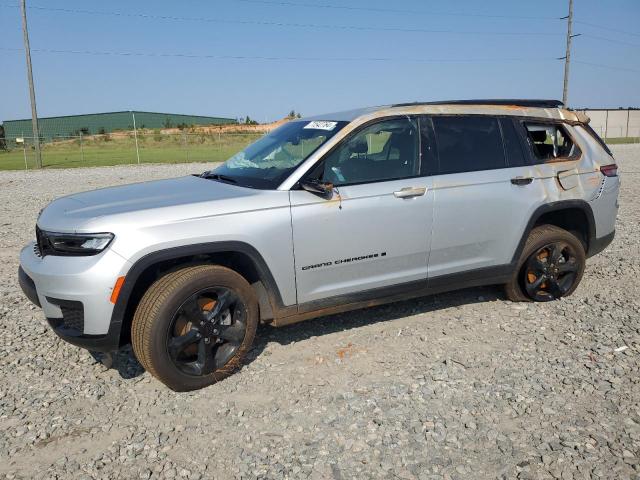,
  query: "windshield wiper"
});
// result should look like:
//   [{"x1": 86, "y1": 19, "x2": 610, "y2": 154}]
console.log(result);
[{"x1": 201, "y1": 172, "x2": 238, "y2": 184}]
